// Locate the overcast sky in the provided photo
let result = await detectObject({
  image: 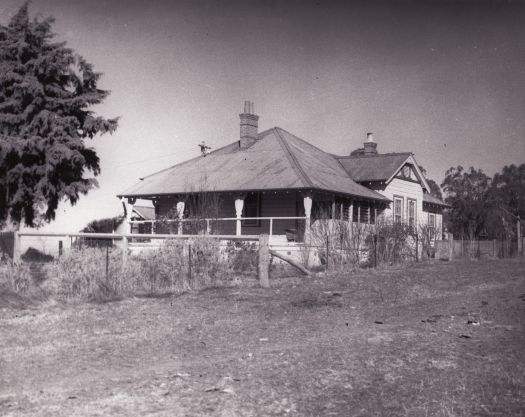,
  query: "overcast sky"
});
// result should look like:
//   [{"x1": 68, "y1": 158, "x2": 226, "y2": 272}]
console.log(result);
[{"x1": 2, "y1": 0, "x2": 524, "y2": 232}]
